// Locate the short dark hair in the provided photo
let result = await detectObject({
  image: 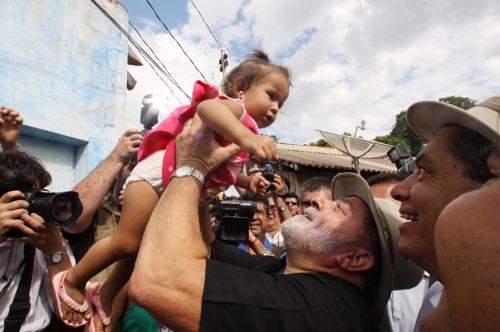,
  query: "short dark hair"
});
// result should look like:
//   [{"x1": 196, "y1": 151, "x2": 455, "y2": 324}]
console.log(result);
[
  {"x1": 0, "y1": 151, "x2": 52, "y2": 196},
  {"x1": 240, "y1": 191, "x2": 269, "y2": 216},
  {"x1": 367, "y1": 172, "x2": 407, "y2": 187},
  {"x1": 300, "y1": 177, "x2": 331, "y2": 196},
  {"x1": 445, "y1": 125, "x2": 495, "y2": 184},
  {"x1": 282, "y1": 192, "x2": 299, "y2": 203}
]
